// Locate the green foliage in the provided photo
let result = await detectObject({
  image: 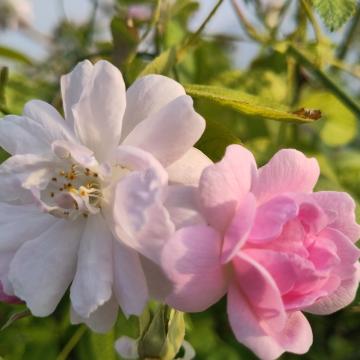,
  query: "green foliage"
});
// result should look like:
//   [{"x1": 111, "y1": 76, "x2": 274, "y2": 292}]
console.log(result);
[
  {"x1": 300, "y1": 90, "x2": 357, "y2": 147},
  {"x1": 138, "y1": 47, "x2": 178, "y2": 77},
  {"x1": 1, "y1": 0, "x2": 360, "y2": 359},
  {"x1": 0, "y1": 46, "x2": 33, "y2": 65},
  {"x1": 313, "y1": 0, "x2": 357, "y2": 31},
  {"x1": 185, "y1": 84, "x2": 319, "y2": 124}
]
